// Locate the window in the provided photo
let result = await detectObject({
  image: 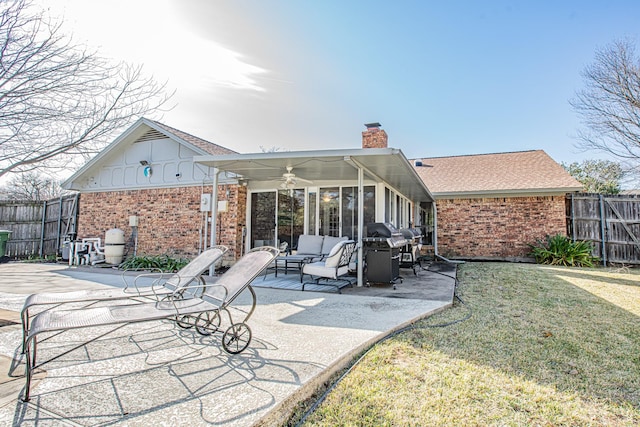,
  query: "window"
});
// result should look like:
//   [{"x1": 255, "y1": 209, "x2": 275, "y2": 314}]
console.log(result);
[
  {"x1": 341, "y1": 186, "x2": 376, "y2": 239},
  {"x1": 277, "y1": 189, "x2": 305, "y2": 248},
  {"x1": 250, "y1": 192, "x2": 276, "y2": 247},
  {"x1": 319, "y1": 187, "x2": 340, "y2": 236},
  {"x1": 307, "y1": 189, "x2": 317, "y2": 235}
]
